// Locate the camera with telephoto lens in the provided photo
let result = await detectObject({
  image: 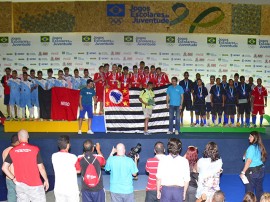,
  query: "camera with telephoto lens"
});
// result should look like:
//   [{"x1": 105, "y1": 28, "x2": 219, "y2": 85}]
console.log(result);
[{"x1": 128, "y1": 143, "x2": 141, "y2": 160}]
